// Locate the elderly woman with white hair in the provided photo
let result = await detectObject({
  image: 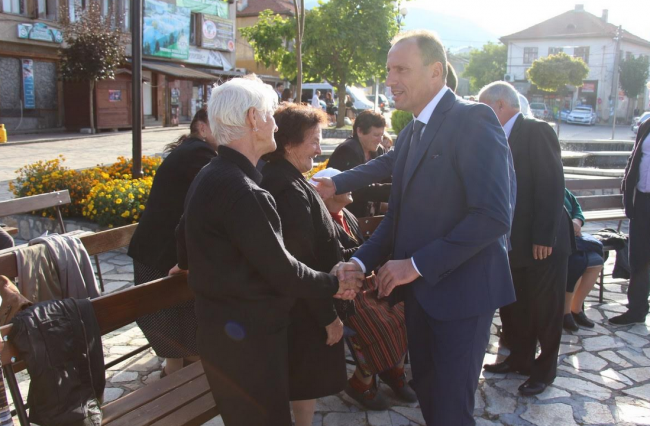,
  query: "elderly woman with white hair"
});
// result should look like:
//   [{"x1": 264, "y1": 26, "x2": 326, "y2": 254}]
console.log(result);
[{"x1": 175, "y1": 75, "x2": 363, "y2": 426}]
